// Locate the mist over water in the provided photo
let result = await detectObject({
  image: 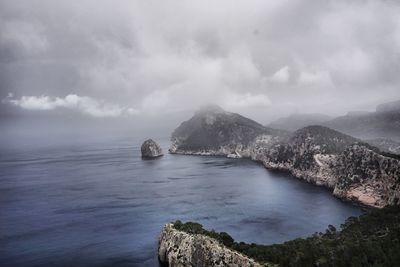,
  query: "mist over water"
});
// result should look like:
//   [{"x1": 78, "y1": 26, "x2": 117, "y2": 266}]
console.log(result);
[{"x1": 0, "y1": 136, "x2": 362, "y2": 267}]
